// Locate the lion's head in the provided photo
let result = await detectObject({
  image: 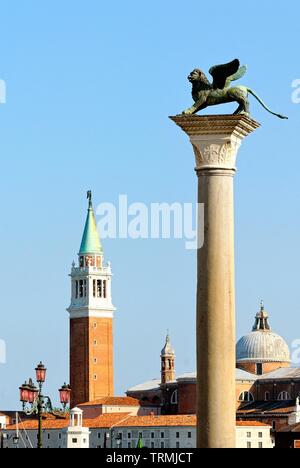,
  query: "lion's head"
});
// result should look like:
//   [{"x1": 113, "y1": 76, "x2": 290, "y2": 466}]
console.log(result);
[{"x1": 188, "y1": 69, "x2": 205, "y2": 83}]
